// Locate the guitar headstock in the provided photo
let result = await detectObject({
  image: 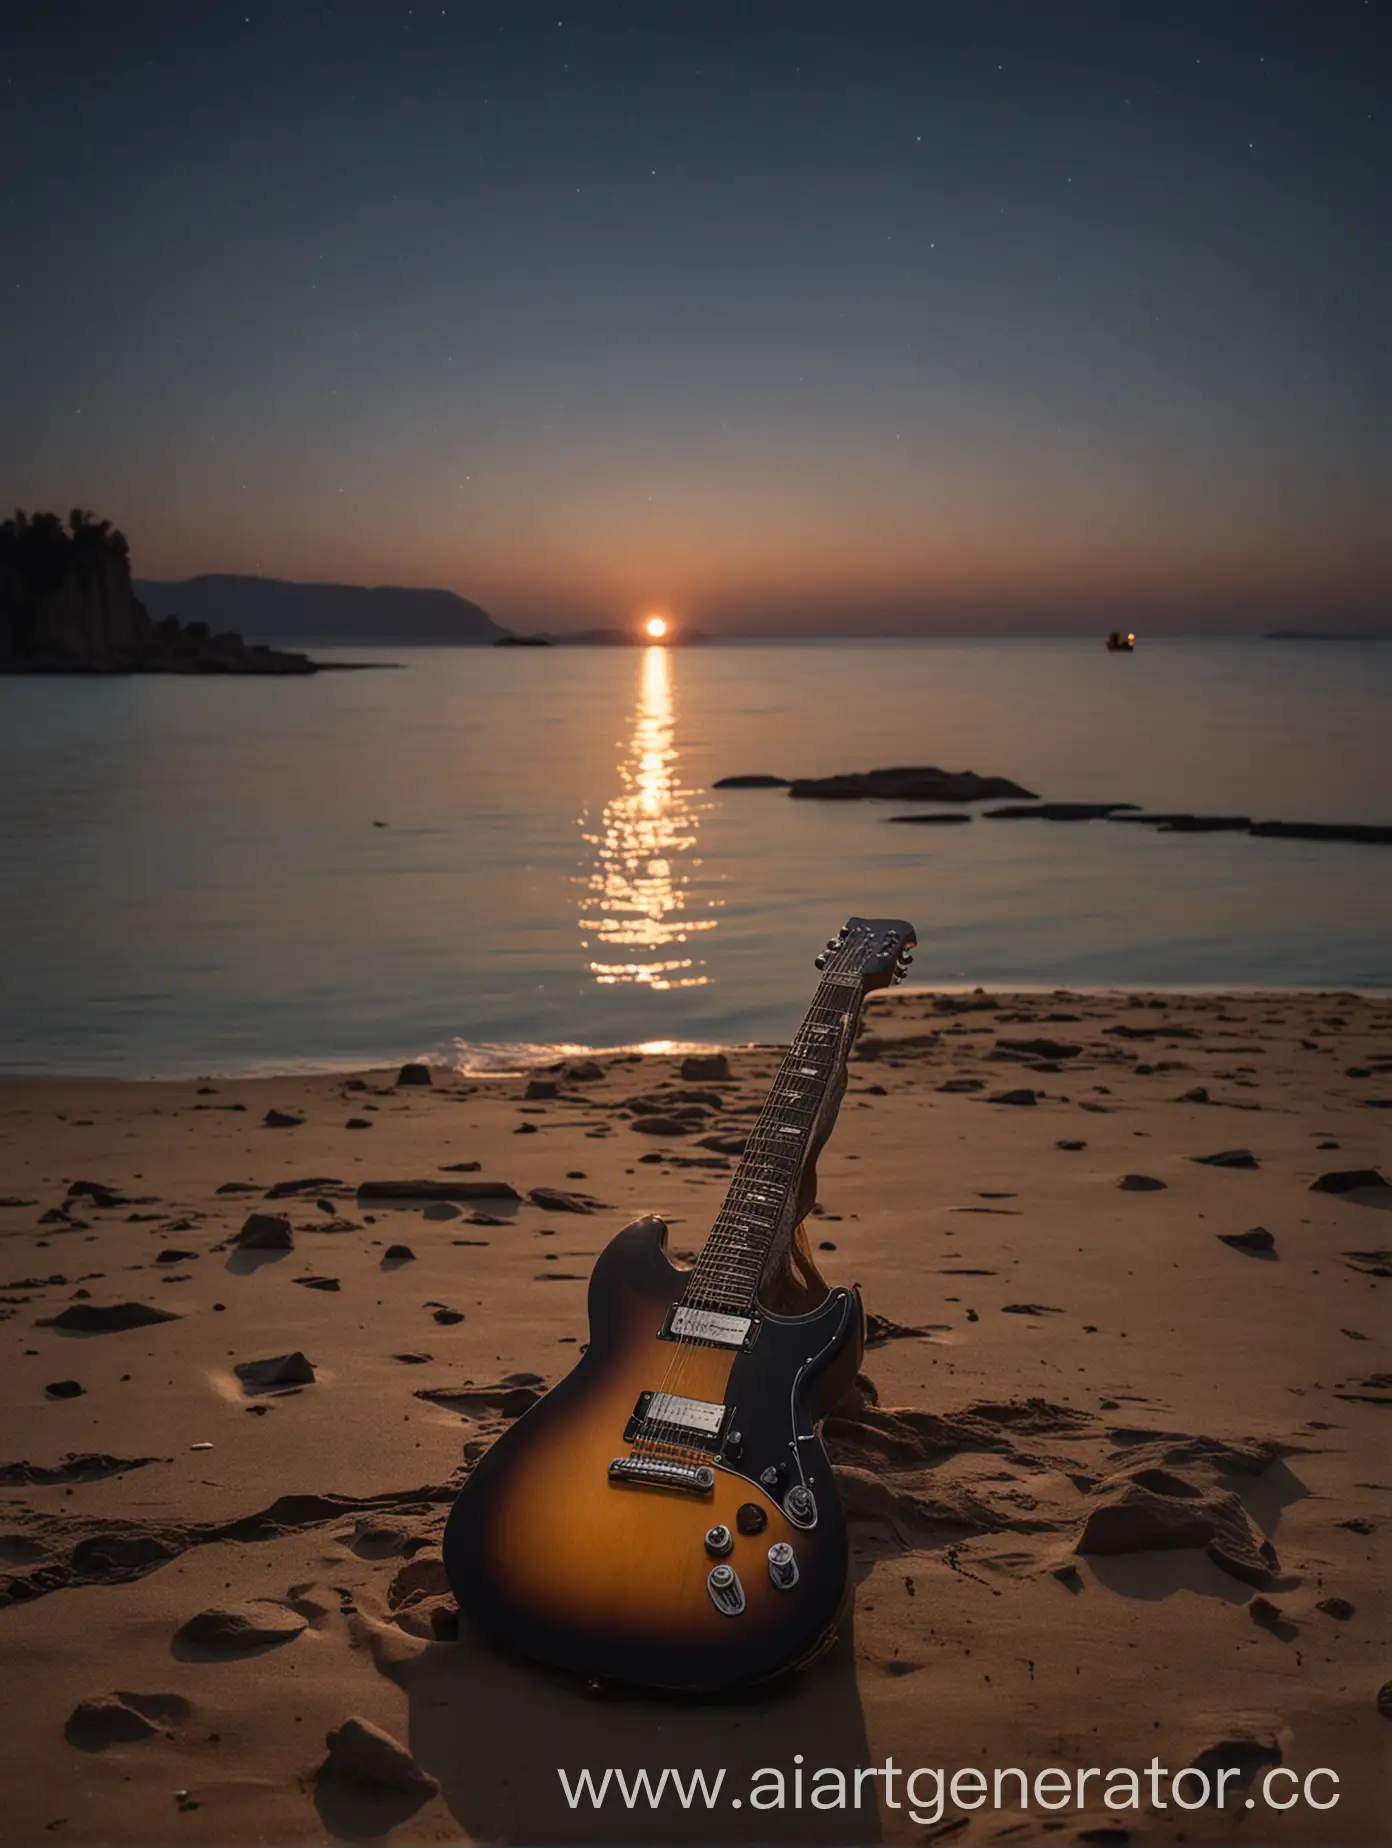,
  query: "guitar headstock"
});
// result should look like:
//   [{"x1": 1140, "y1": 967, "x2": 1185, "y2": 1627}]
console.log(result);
[{"x1": 814, "y1": 915, "x2": 917, "y2": 992}]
